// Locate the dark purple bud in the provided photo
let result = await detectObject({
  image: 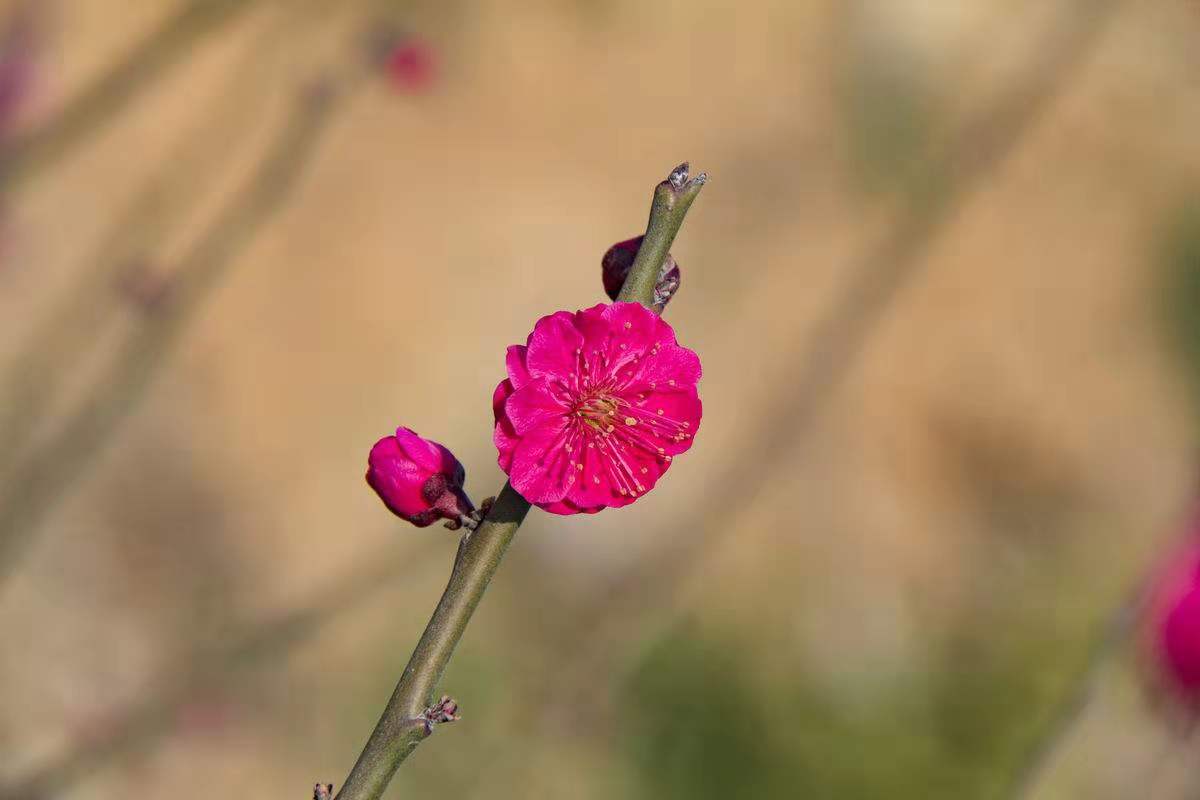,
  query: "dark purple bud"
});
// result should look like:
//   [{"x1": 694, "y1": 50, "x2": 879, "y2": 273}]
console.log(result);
[{"x1": 601, "y1": 235, "x2": 681, "y2": 311}]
